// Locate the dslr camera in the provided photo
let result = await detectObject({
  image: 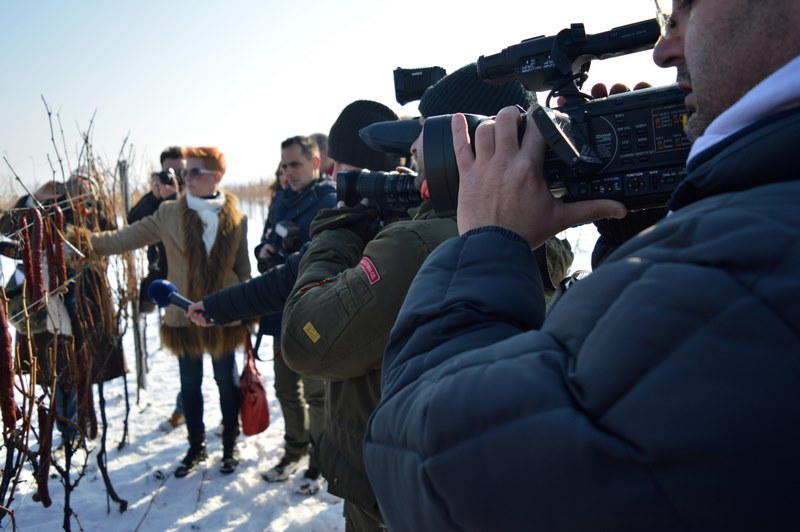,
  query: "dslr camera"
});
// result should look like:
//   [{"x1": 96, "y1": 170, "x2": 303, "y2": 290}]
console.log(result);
[
  {"x1": 256, "y1": 221, "x2": 302, "y2": 273},
  {"x1": 364, "y1": 19, "x2": 690, "y2": 217},
  {"x1": 157, "y1": 168, "x2": 180, "y2": 186}
]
